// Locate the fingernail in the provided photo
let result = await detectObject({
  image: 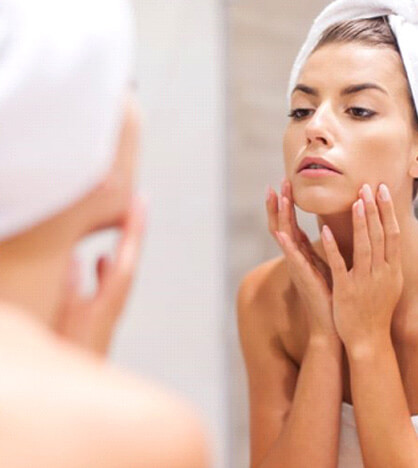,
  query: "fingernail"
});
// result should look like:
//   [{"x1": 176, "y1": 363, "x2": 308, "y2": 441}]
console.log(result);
[
  {"x1": 362, "y1": 184, "x2": 373, "y2": 203},
  {"x1": 278, "y1": 194, "x2": 283, "y2": 211},
  {"x1": 378, "y1": 183, "x2": 390, "y2": 201},
  {"x1": 322, "y1": 225, "x2": 332, "y2": 242}
]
